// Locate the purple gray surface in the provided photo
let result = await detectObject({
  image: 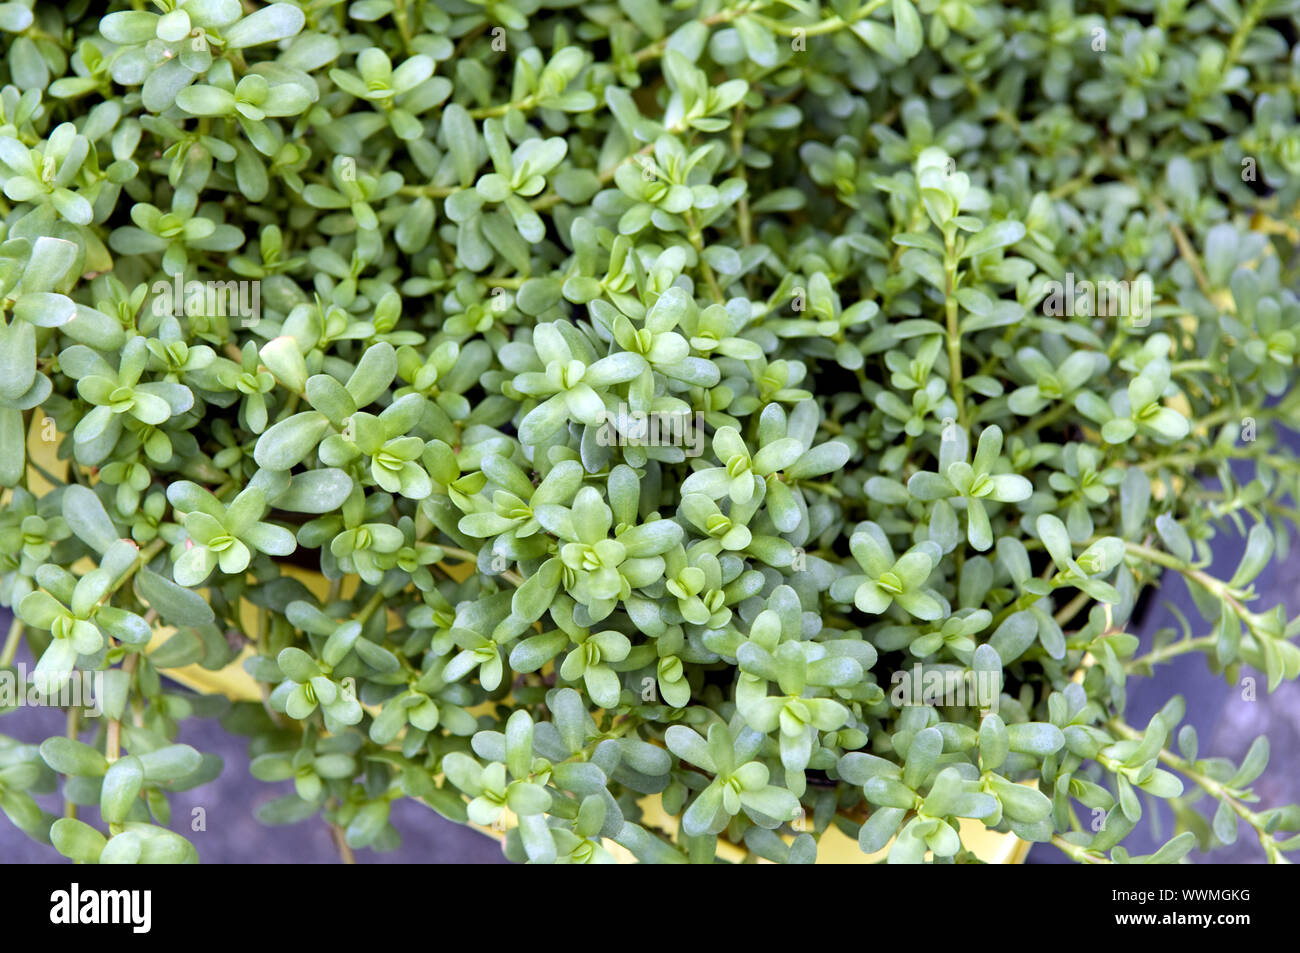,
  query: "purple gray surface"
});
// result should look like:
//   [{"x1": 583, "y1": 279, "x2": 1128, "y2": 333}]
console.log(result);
[
  {"x1": 0, "y1": 656, "x2": 507, "y2": 863},
  {"x1": 1027, "y1": 425, "x2": 1300, "y2": 864}
]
